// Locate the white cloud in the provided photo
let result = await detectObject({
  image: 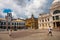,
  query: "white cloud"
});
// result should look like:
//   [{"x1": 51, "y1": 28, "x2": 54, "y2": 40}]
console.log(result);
[
  {"x1": 0, "y1": 0, "x2": 22, "y2": 18},
  {"x1": 25, "y1": 0, "x2": 48, "y2": 18},
  {"x1": 0, "y1": 0, "x2": 53, "y2": 19}
]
